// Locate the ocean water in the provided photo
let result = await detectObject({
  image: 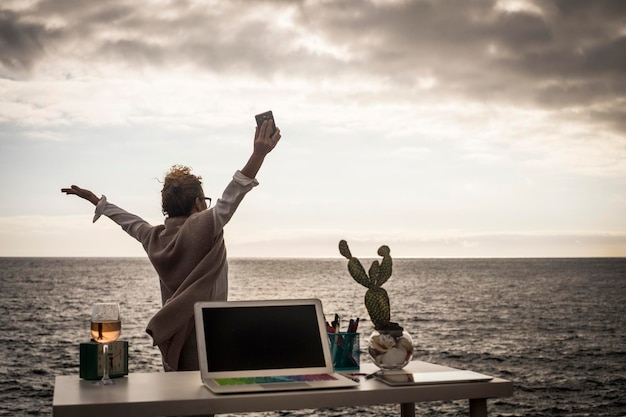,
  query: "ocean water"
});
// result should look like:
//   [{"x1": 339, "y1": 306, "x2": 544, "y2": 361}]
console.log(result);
[{"x1": 0, "y1": 257, "x2": 625, "y2": 416}]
